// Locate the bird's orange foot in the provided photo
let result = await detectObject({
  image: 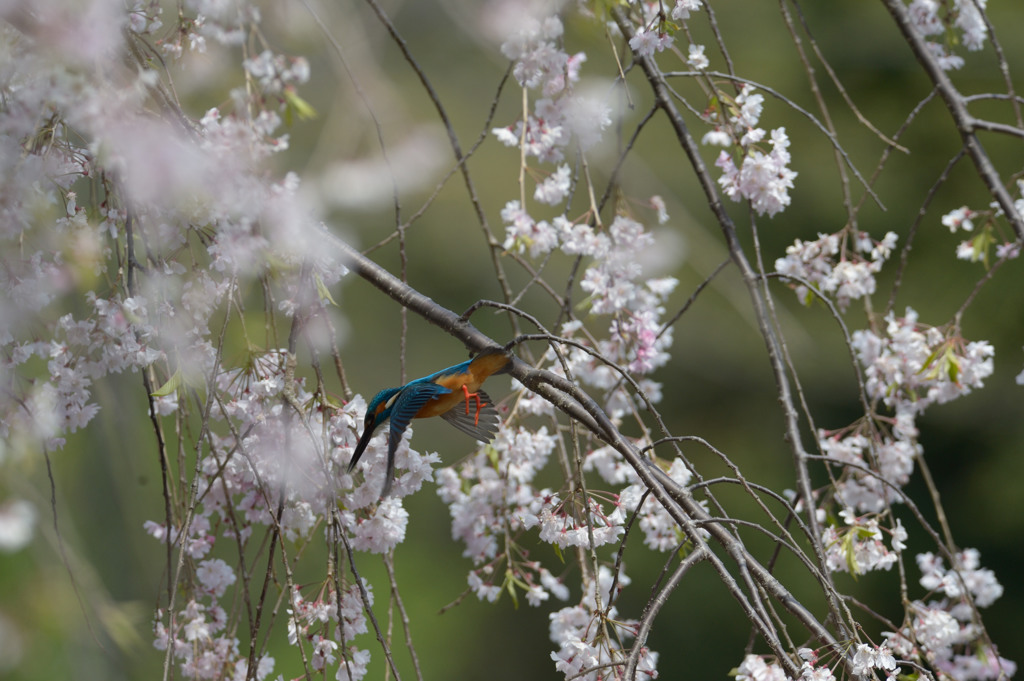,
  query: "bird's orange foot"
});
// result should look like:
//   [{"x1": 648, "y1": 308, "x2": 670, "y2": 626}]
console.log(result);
[{"x1": 461, "y1": 385, "x2": 483, "y2": 426}]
